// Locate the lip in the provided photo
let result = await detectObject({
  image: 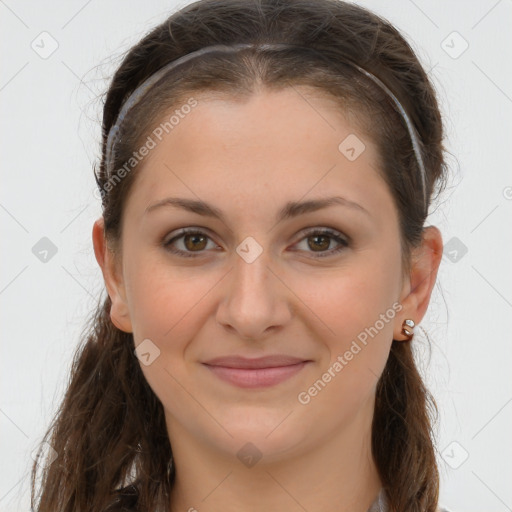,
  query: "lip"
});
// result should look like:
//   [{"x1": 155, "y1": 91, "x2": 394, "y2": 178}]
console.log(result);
[{"x1": 201, "y1": 355, "x2": 312, "y2": 388}]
